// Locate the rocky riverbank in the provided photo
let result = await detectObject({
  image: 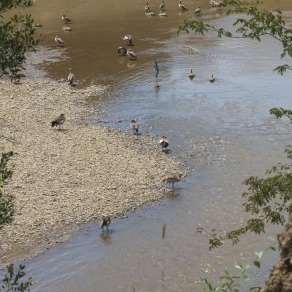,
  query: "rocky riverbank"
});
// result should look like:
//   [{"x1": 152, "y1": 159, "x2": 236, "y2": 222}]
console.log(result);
[{"x1": 0, "y1": 77, "x2": 186, "y2": 267}]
